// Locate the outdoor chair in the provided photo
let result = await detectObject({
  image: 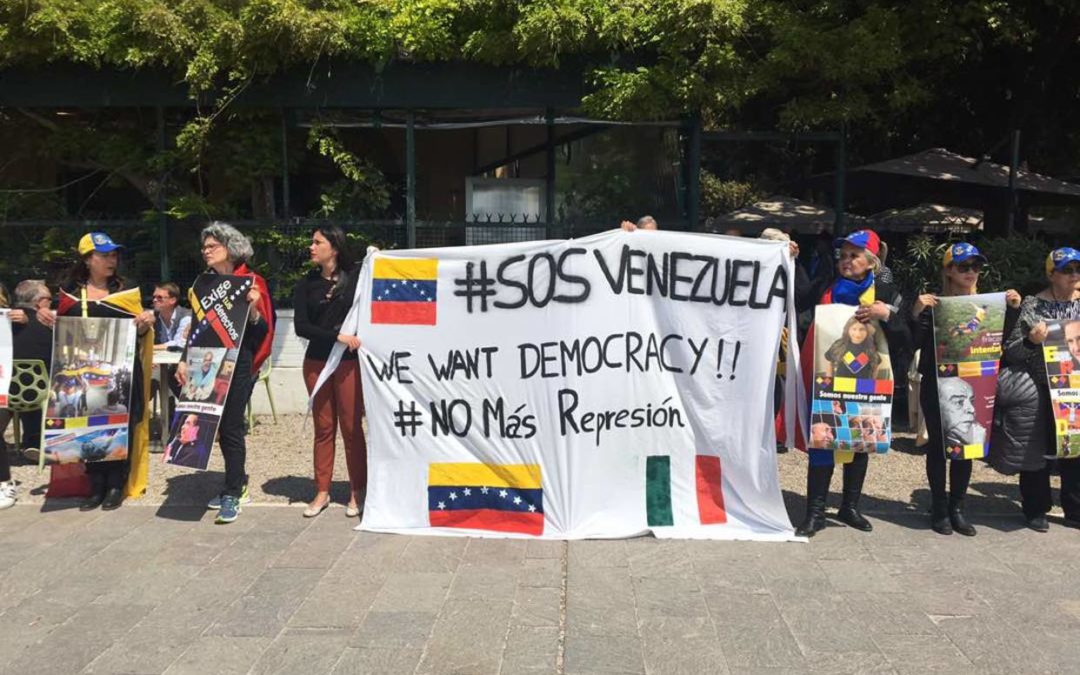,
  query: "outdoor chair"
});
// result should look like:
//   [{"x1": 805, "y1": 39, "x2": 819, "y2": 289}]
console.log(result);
[
  {"x1": 8, "y1": 359, "x2": 50, "y2": 449},
  {"x1": 246, "y1": 360, "x2": 278, "y2": 426}
]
